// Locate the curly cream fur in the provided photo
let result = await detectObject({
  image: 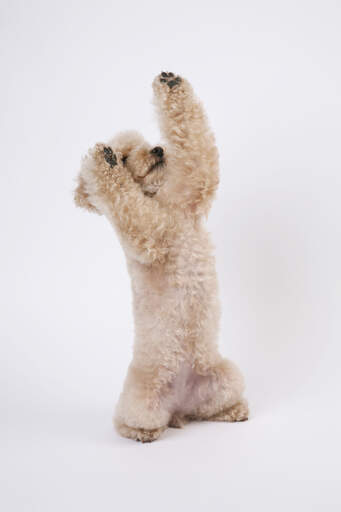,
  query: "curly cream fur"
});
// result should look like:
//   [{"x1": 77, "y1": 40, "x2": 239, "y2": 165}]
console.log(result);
[{"x1": 74, "y1": 73, "x2": 248, "y2": 442}]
